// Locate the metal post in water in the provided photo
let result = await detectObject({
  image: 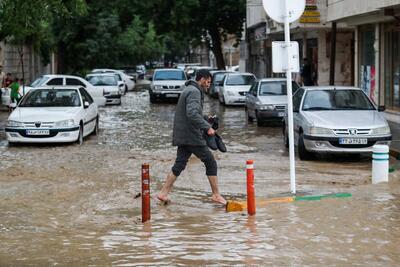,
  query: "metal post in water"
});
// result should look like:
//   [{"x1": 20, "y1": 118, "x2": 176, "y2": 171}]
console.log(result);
[
  {"x1": 141, "y1": 163, "x2": 151, "y2": 223},
  {"x1": 284, "y1": 0, "x2": 296, "y2": 194},
  {"x1": 246, "y1": 160, "x2": 256, "y2": 216}
]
